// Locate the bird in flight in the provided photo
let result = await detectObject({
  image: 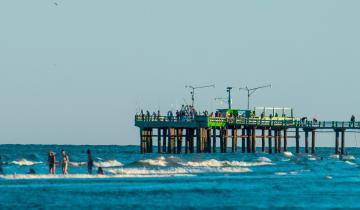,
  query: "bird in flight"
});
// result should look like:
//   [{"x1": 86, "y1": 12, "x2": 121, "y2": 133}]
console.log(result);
[{"x1": 54, "y1": 2, "x2": 58, "y2": 6}]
